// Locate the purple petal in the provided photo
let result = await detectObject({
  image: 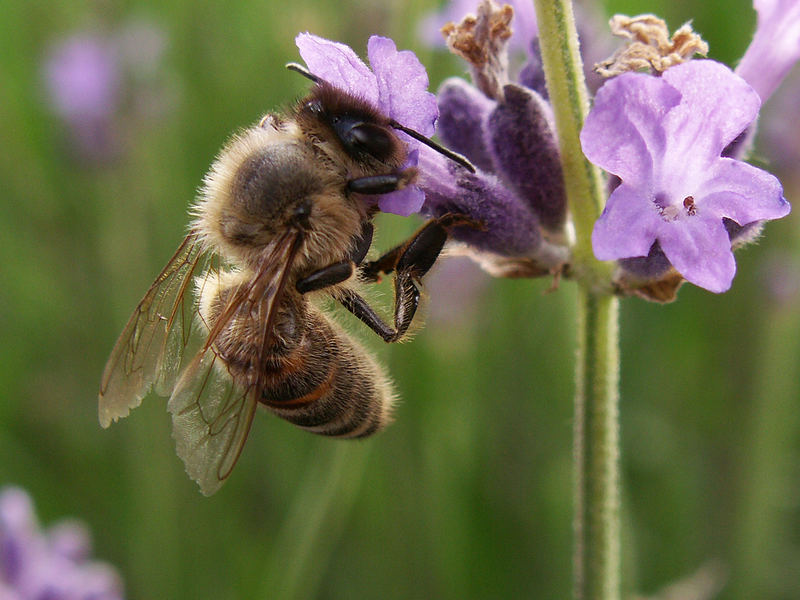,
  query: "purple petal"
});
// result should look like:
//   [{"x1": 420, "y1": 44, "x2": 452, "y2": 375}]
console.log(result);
[
  {"x1": 375, "y1": 149, "x2": 426, "y2": 216},
  {"x1": 367, "y1": 36, "x2": 437, "y2": 136},
  {"x1": 436, "y1": 78, "x2": 496, "y2": 172},
  {"x1": 661, "y1": 61, "x2": 761, "y2": 163},
  {"x1": 378, "y1": 186, "x2": 426, "y2": 217},
  {"x1": 592, "y1": 184, "x2": 664, "y2": 260},
  {"x1": 736, "y1": 0, "x2": 800, "y2": 102},
  {"x1": 581, "y1": 72, "x2": 681, "y2": 186},
  {"x1": 699, "y1": 158, "x2": 790, "y2": 224},
  {"x1": 295, "y1": 33, "x2": 378, "y2": 106},
  {"x1": 0, "y1": 488, "x2": 38, "y2": 585},
  {"x1": 47, "y1": 522, "x2": 92, "y2": 562},
  {"x1": 658, "y1": 214, "x2": 736, "y2": 293}
]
